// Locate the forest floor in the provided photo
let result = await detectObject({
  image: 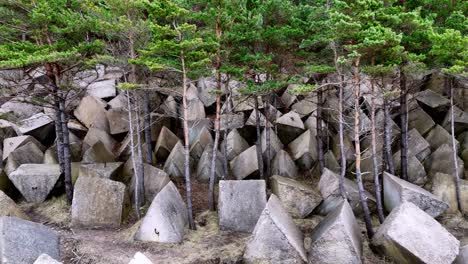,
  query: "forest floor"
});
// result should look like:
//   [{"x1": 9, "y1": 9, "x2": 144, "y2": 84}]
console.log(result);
[{"x1": 19, "y1": 175, "x2": 468, "y2": 264}]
